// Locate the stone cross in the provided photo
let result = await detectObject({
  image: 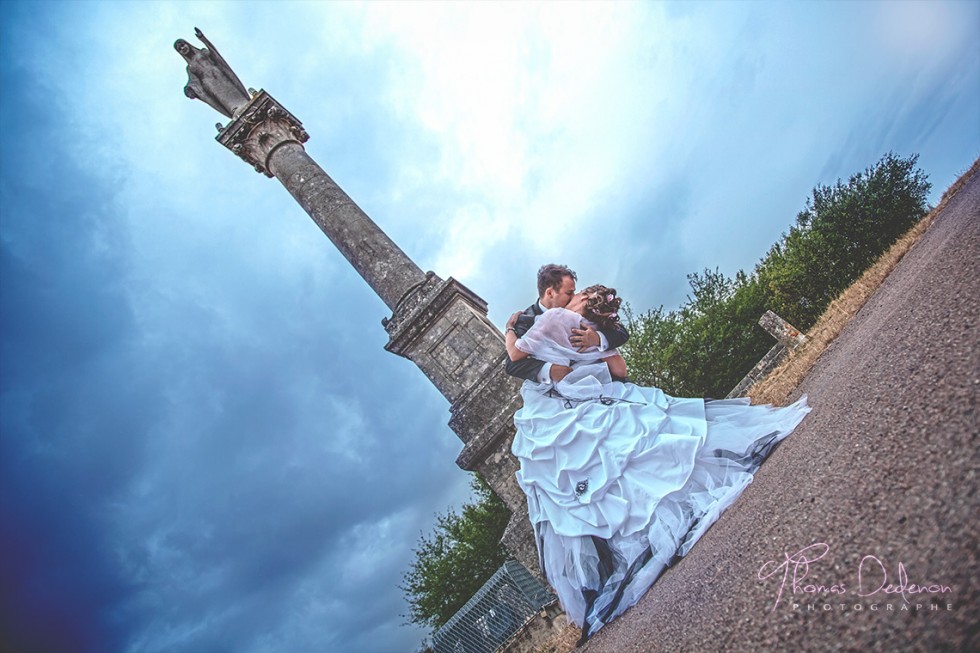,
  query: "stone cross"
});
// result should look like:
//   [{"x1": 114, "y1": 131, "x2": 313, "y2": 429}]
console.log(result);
[
  {"x1": 174, "y1": 30, "x2": 540, "y2": 575},
  {"x1": 727, "y1": 311, "x2": 808, "y2": 398}
]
